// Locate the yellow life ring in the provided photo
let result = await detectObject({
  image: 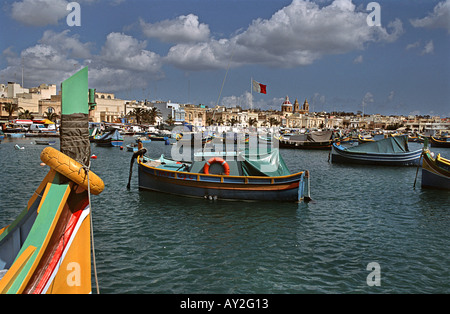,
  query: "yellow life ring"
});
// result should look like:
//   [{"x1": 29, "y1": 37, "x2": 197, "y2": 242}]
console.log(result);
[{"x1": 40, "y1": 147, "x2": 105, "y2": 195}]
